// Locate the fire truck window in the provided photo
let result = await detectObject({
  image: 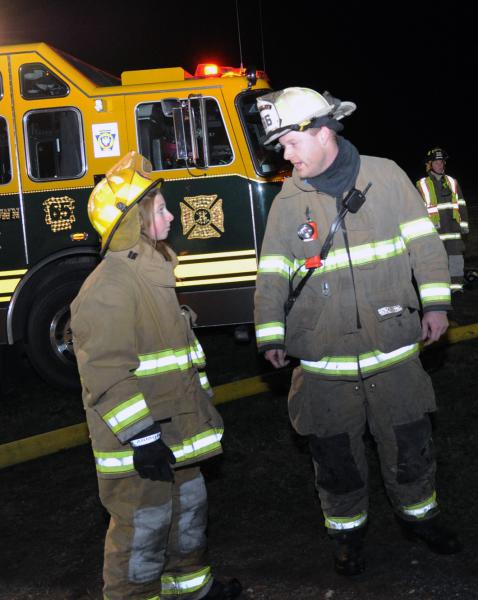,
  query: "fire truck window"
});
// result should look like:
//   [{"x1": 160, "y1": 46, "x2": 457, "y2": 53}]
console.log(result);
[
  {"x1": 20, "y1": 63, "x2": 69, "y2": 100},
  {"x1": 0, "y1": 117, "x2": 12, "y2": 185},
  {"x1": 136, "y1": 98, "x2": 233, "y2": 170},
  {"x1": 24, "y1": 108, "x2": 85, "y2": 181}
]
